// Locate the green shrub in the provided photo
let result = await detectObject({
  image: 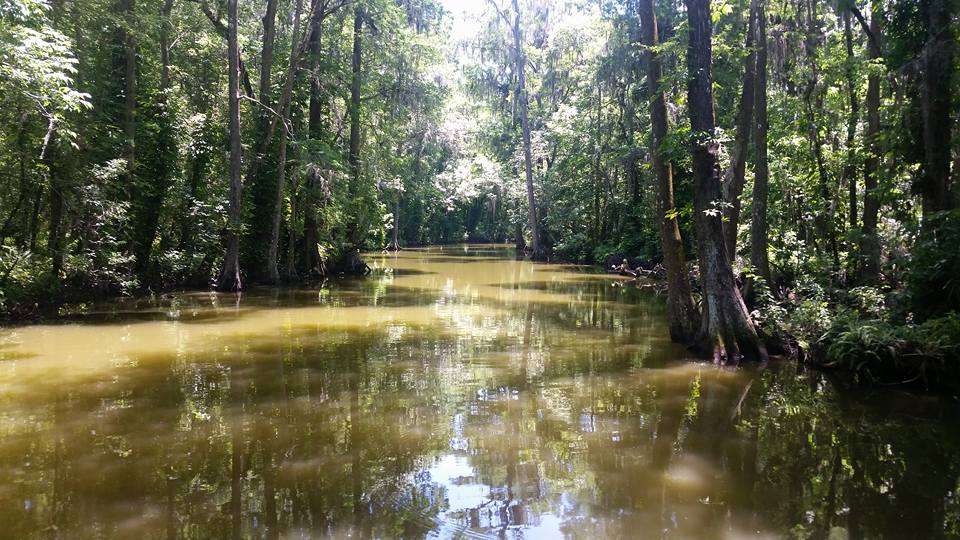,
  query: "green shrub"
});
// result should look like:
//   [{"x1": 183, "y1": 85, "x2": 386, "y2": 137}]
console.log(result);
[
  {"x1": 816, "y1": 312, "x2": 960, "y2": 389},
  {"x1": 553, "y1": 232, "x2": 593, "y2": 263},
  {"x1": 908, "y1": 210, "x2": 960, "y2": 320}
]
